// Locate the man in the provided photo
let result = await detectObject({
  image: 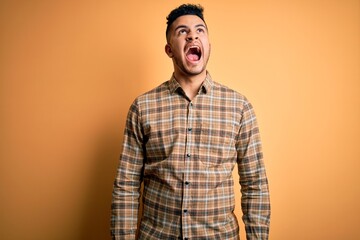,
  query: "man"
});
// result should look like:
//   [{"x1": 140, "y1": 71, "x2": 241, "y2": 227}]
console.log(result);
[{"x1": 111, "y1": 4, "x2": 270, "y2": 239}]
